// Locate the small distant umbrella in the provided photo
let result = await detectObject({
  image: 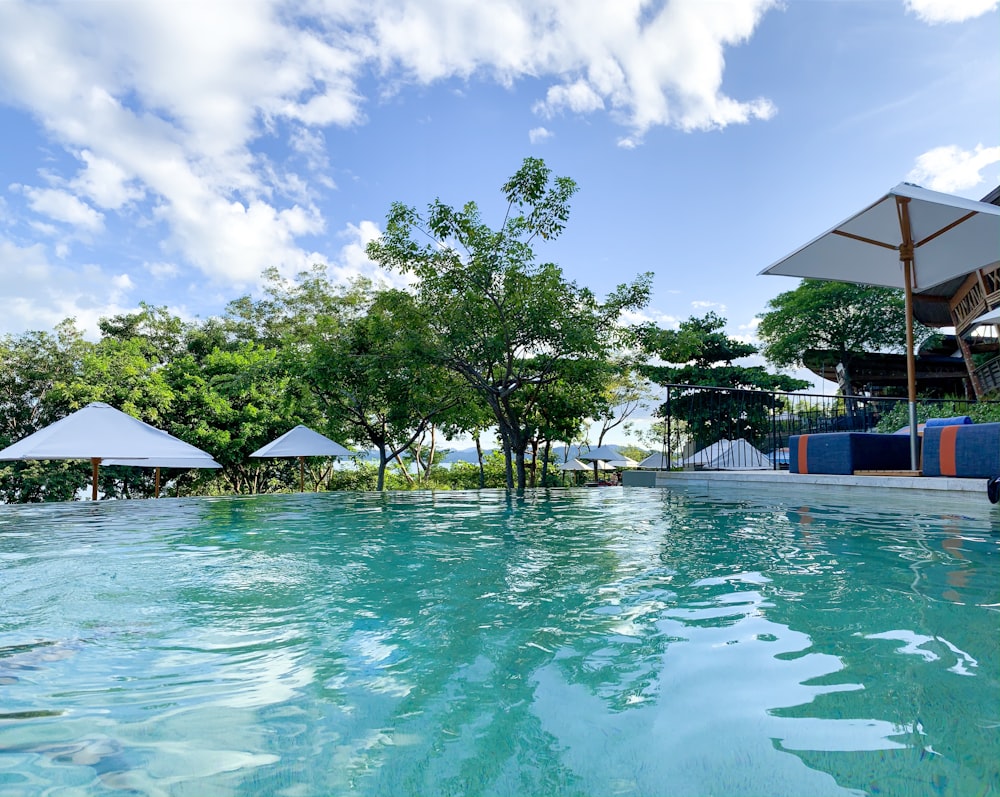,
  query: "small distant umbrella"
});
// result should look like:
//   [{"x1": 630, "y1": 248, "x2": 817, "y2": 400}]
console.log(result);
[
  {"x1": 250, "y1": 425, "x2": 352, "y2": 491},
  {"x1": 636, "y1": 452, "x2": 671, "y2": 469},
  {"x1": 0, "y1": 402, "x2": 217, "y2": 501},
  {"x1": 576, "y1": 445, "x2": 622, "y2": 480}
]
